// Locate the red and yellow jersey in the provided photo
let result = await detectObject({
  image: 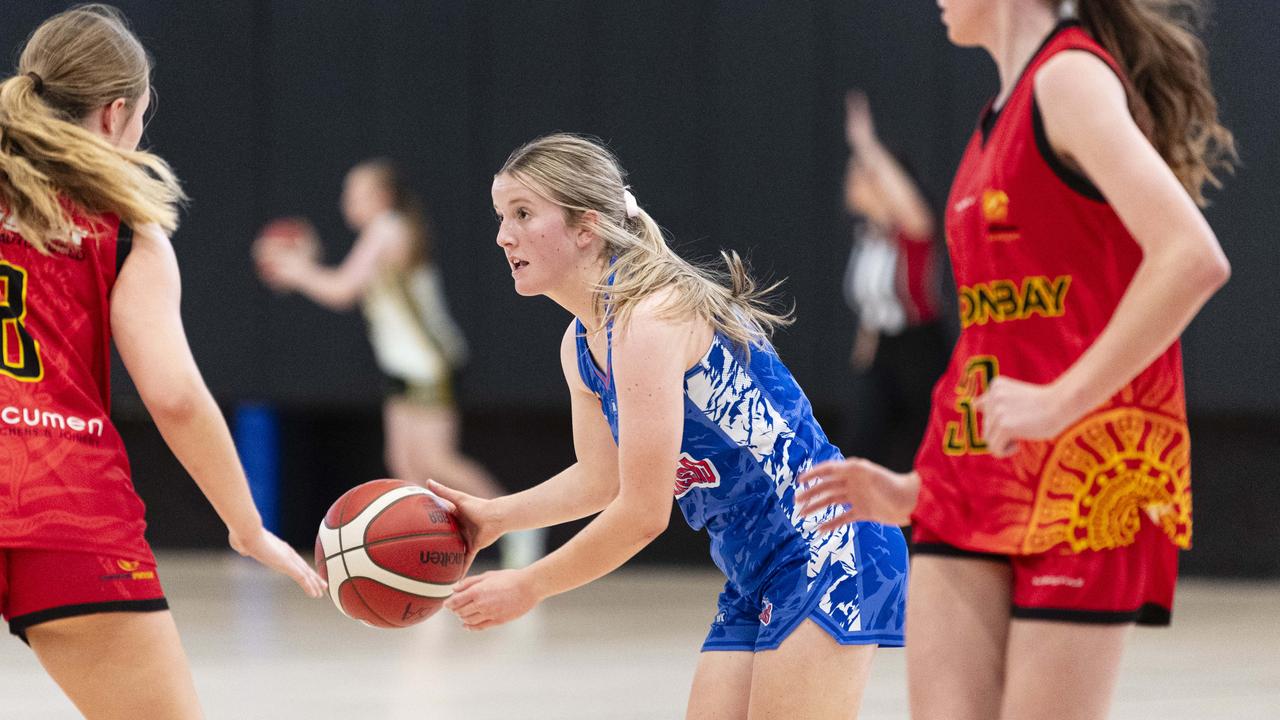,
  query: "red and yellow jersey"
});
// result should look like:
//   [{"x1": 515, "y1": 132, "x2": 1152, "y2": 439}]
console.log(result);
[
  {"x1": 913, "y1": 22, "x2": 1191, "y2": 556},
  {"x1": 0, "y1": 205, "x2": 150, "y2": 562}
]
